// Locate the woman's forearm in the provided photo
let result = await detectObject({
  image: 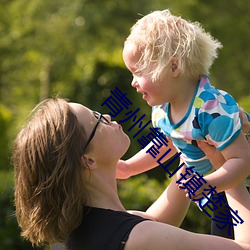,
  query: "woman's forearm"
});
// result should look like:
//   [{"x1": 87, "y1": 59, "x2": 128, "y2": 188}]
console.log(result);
[{"x1": 146, "y1": 173, "x2": 190, "y2": 227}]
